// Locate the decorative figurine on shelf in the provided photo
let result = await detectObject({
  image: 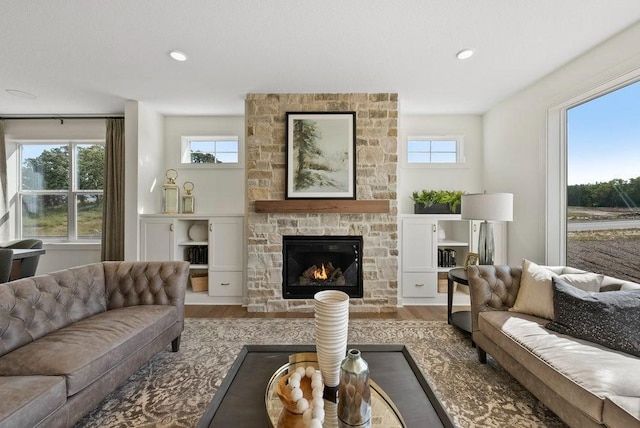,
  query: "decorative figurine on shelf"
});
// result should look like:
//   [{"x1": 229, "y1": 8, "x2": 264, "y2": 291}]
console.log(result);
[
  {"x1": 162, "y1": 169, "x2": 180, "y2": 214},
  {"x1": 182, "y1": 181, "x2": 195, "y2": 214}
]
